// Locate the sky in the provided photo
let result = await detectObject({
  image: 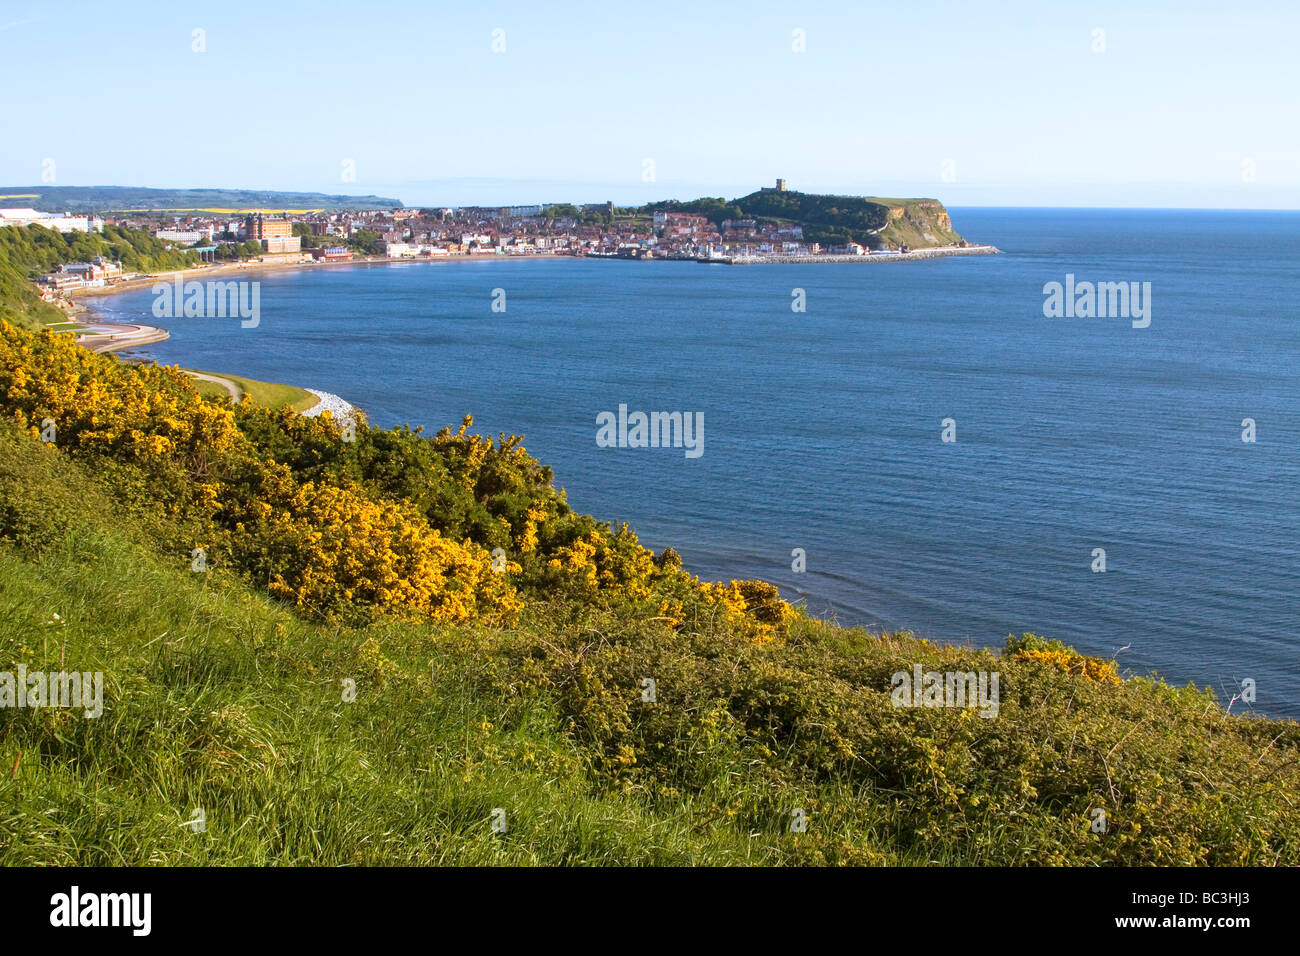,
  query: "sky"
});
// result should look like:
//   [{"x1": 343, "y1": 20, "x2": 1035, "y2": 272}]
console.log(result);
[{"x1": 2, "y1": 0, "x2": 1298, "y2": 208}]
